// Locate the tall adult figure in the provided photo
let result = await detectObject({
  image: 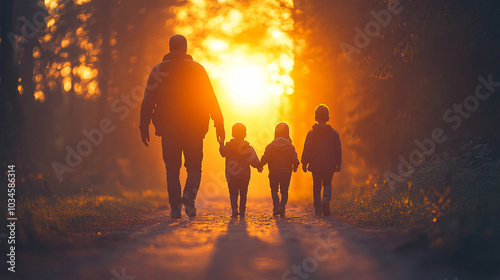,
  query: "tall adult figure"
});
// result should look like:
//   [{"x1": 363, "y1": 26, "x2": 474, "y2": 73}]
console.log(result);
[{"x1": 140, "y1": 34, "x2": 225, "y2": 218}]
